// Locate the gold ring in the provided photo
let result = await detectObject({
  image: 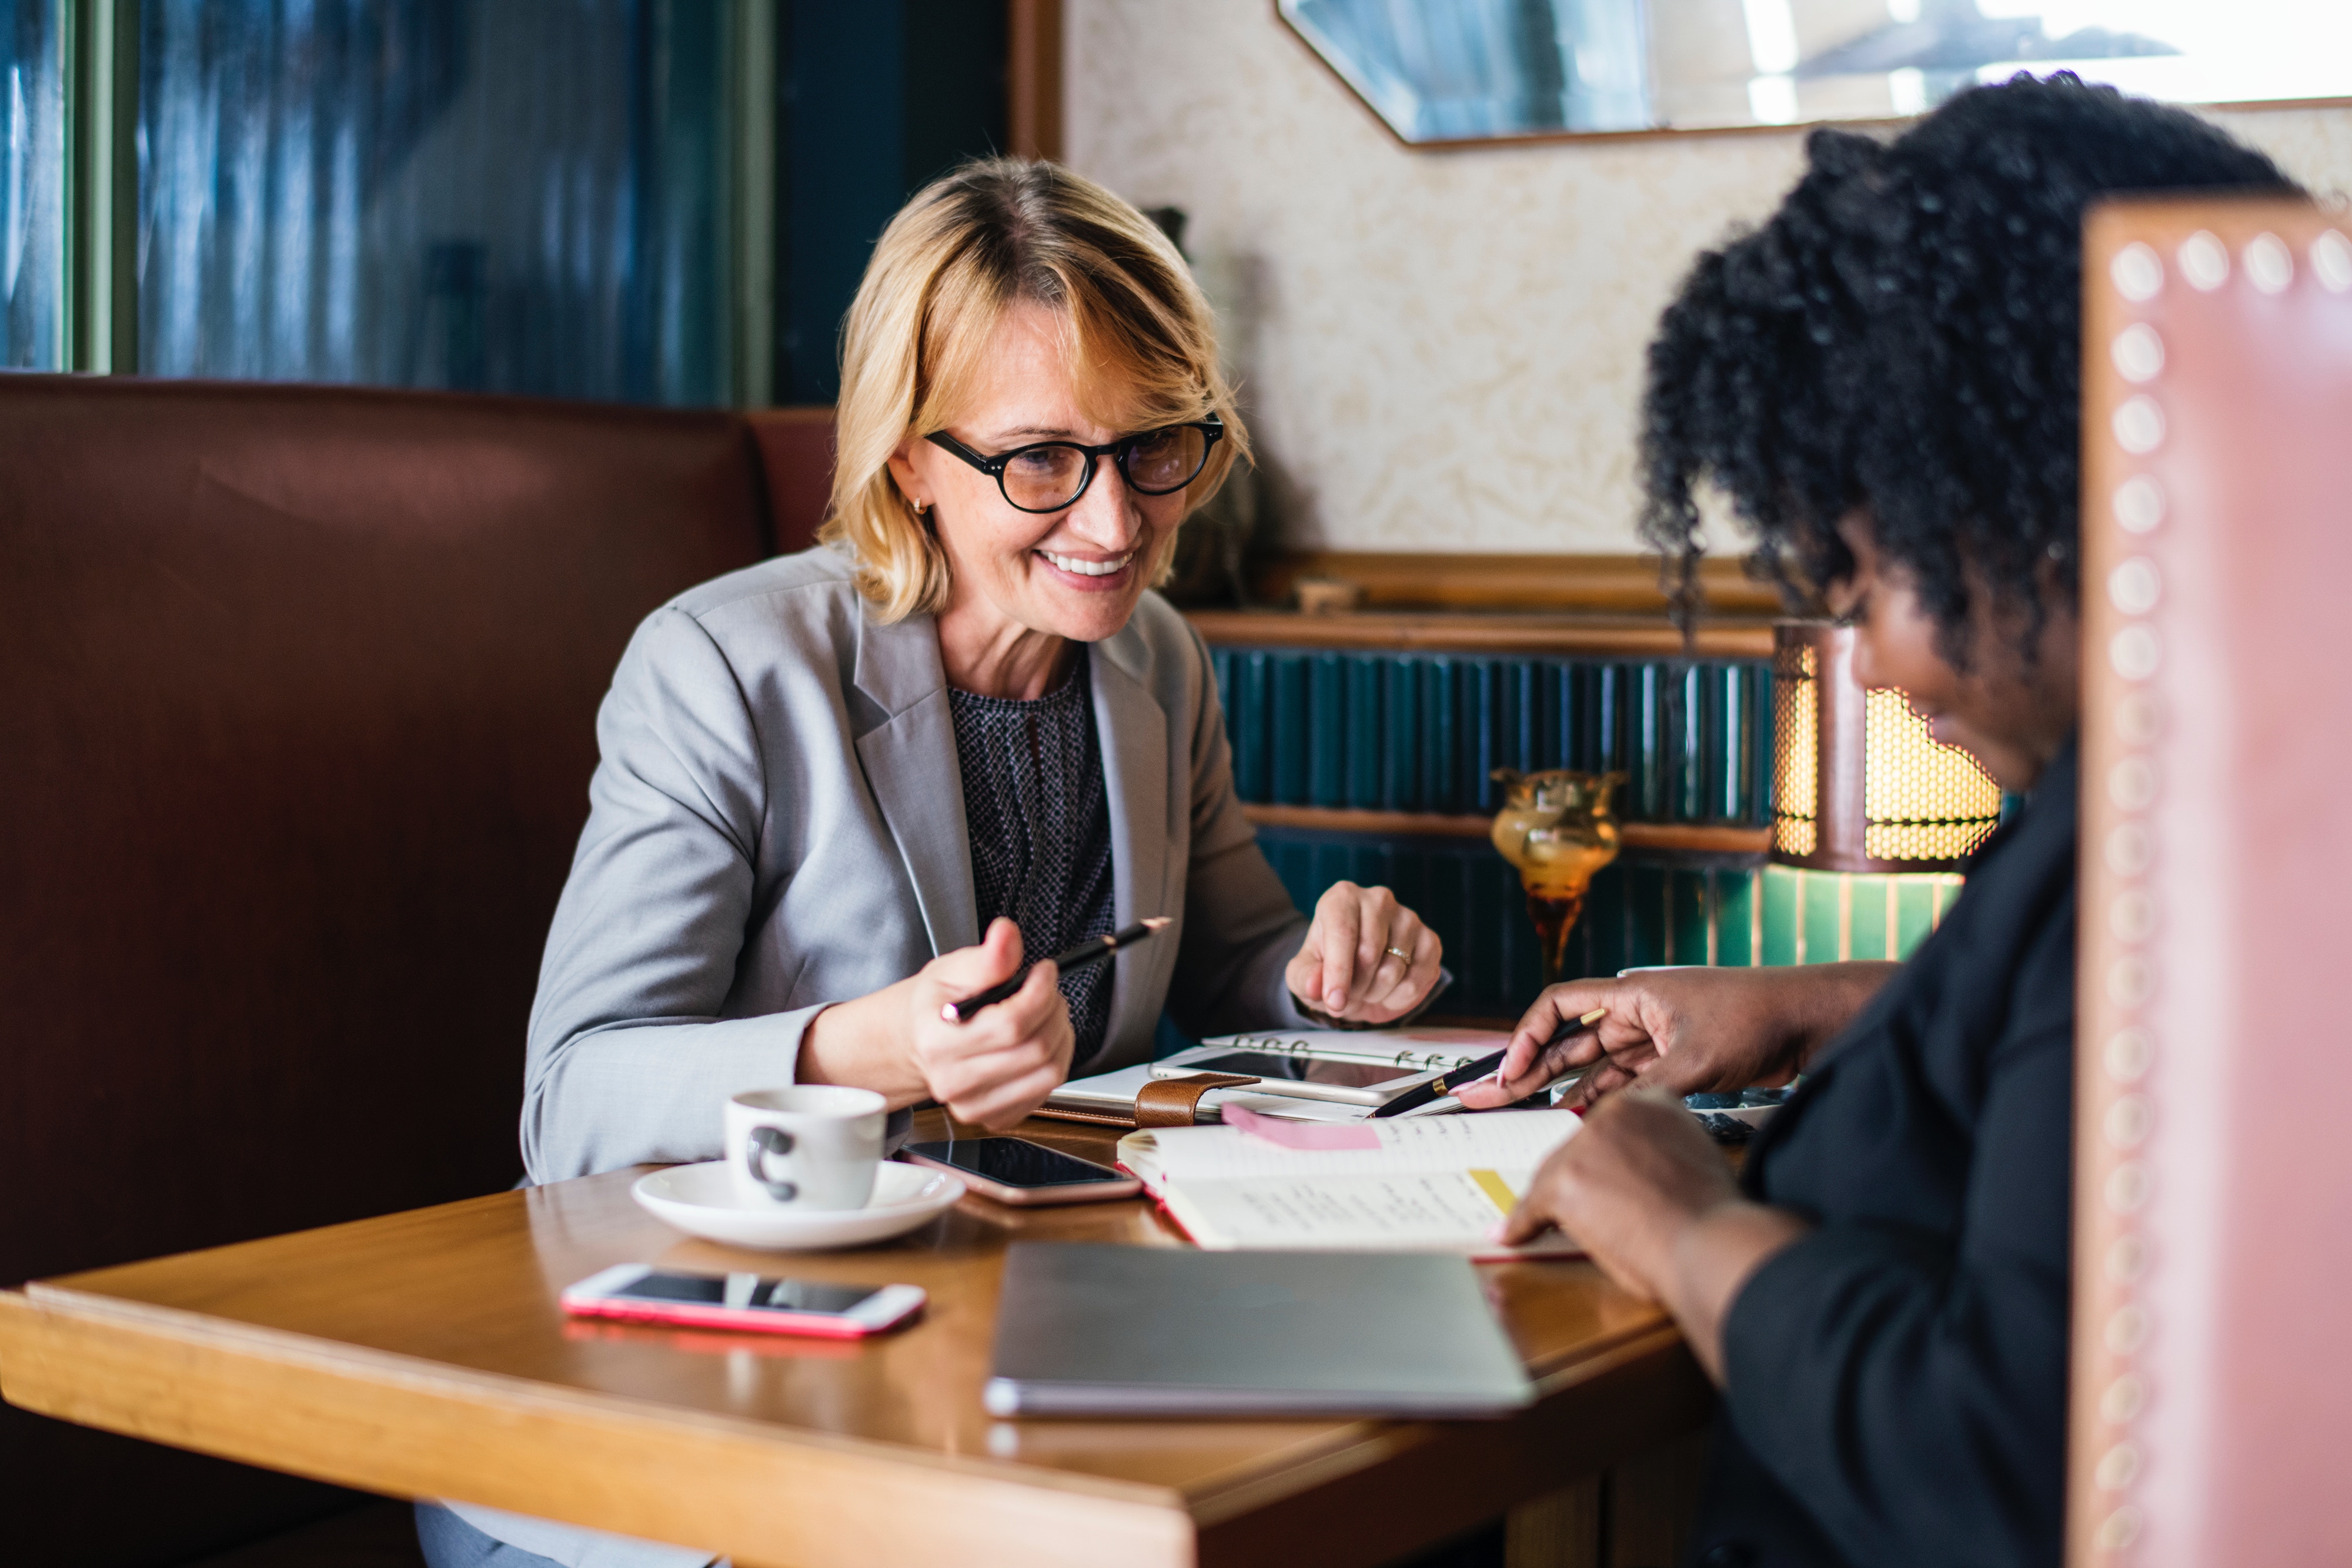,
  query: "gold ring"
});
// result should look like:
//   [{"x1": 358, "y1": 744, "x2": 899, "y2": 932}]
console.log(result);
[{"x1": 1384, "y1": 946, "x2": 1411, "y2": 963}]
